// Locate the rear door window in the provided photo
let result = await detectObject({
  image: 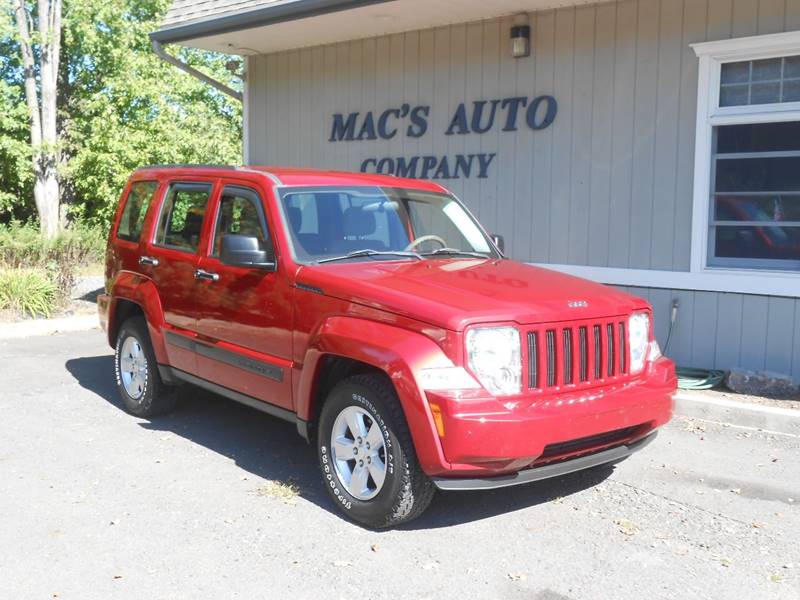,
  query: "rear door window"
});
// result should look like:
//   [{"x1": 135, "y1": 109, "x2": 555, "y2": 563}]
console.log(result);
[
  {"x1": 154, "y1": 183, "x2": 212, "y2": 253},
  {"x1": 117, "y1": 181, "x2": 158, "y2": 242}
]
